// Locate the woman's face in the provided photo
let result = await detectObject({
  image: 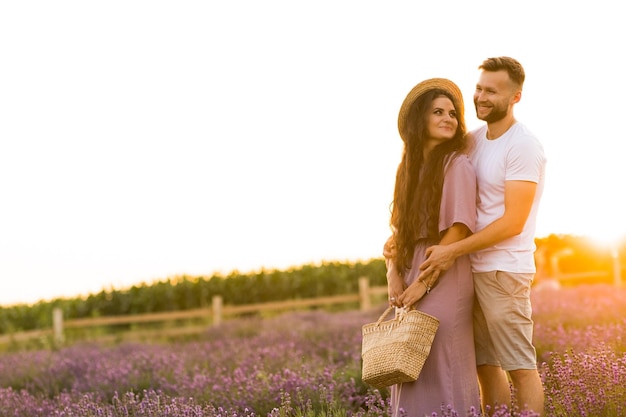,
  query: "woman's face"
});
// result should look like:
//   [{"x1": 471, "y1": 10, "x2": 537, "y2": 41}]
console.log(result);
[{"x1": 425, "y1": 96, "x2": 458, "y2": 144}]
